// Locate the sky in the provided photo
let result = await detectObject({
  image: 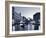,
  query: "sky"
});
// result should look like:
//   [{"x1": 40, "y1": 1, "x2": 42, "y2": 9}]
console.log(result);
[{"x1": 13, "y1": 7, "x2": 40, "y2": 19}]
